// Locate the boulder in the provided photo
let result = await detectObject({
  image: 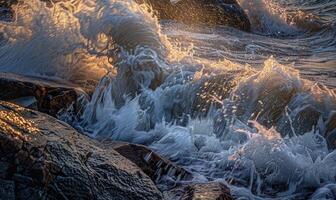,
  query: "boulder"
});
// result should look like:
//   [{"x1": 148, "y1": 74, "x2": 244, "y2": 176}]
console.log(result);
[
  {"x1": 164, "y1": 182, "x2": 233, "y2": 200},
  {"x1": 0, "y1": 72, "x2": 88, "y2": 117},
  {"x1": 0, "y1": 101, "x2": 162, "y2": 200},
  {"x1": 107, "y1": 142, "x2": 193, "y2": 182},
  {"x1": 135, "y1": 0, "x2": 251, "y2": 31}
]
